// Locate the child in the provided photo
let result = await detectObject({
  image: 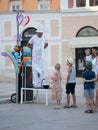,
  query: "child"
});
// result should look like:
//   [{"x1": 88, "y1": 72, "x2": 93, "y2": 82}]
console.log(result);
[
  {"x1": 51, "y1": 63, "x2": 62, "y2": 109},
  {"x1": 64, "y1": 58, "x2": 77, "y2": 108},
  {"x1": 85, "y1": 49, "x2": 92, "y2": 62},
  {"x1": 82, "y1": 61, "x2": 96, "y2": 113},
  {"x1": 83, "y1": 49, "x2": 92, "y2": 71}
]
